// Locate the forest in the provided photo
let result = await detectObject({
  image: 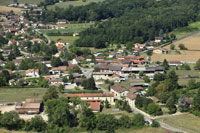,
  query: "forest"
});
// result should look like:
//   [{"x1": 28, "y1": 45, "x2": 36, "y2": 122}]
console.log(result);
[{"x1": 37, "y1": 0, "x2": 200, "y2": 48}]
